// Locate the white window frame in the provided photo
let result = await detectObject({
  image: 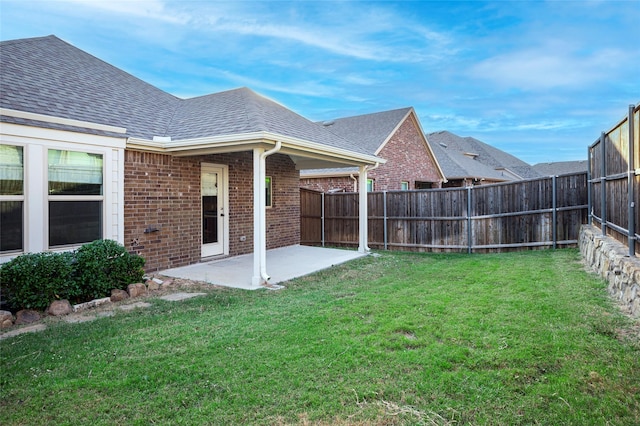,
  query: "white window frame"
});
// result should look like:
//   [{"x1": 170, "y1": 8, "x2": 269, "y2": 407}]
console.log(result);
[
  {"x1": 46, "y1": 148, "x2": 105, "y2": 249},
  {"x1": 0, "y1": 143, "x2": 25, "y2": 254},
  {"x1": 366, "y1": 178, "x2": 374, "y2": 192},
  {"x1": 0, "y1": 123, "x2": 125, "y2": 263},
  {"x1": 400, "y1": 181, "x2": 409, "y2": 191}
]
